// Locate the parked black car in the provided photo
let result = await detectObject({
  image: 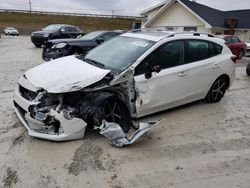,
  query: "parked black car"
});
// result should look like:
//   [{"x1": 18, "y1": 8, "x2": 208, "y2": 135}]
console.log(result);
[
  {"x1": 31, "y1": 24, "x2": 83, "y2": 47},
  {"x1": 42, "y1": 31, "x2": 122, "y2": 61}
]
